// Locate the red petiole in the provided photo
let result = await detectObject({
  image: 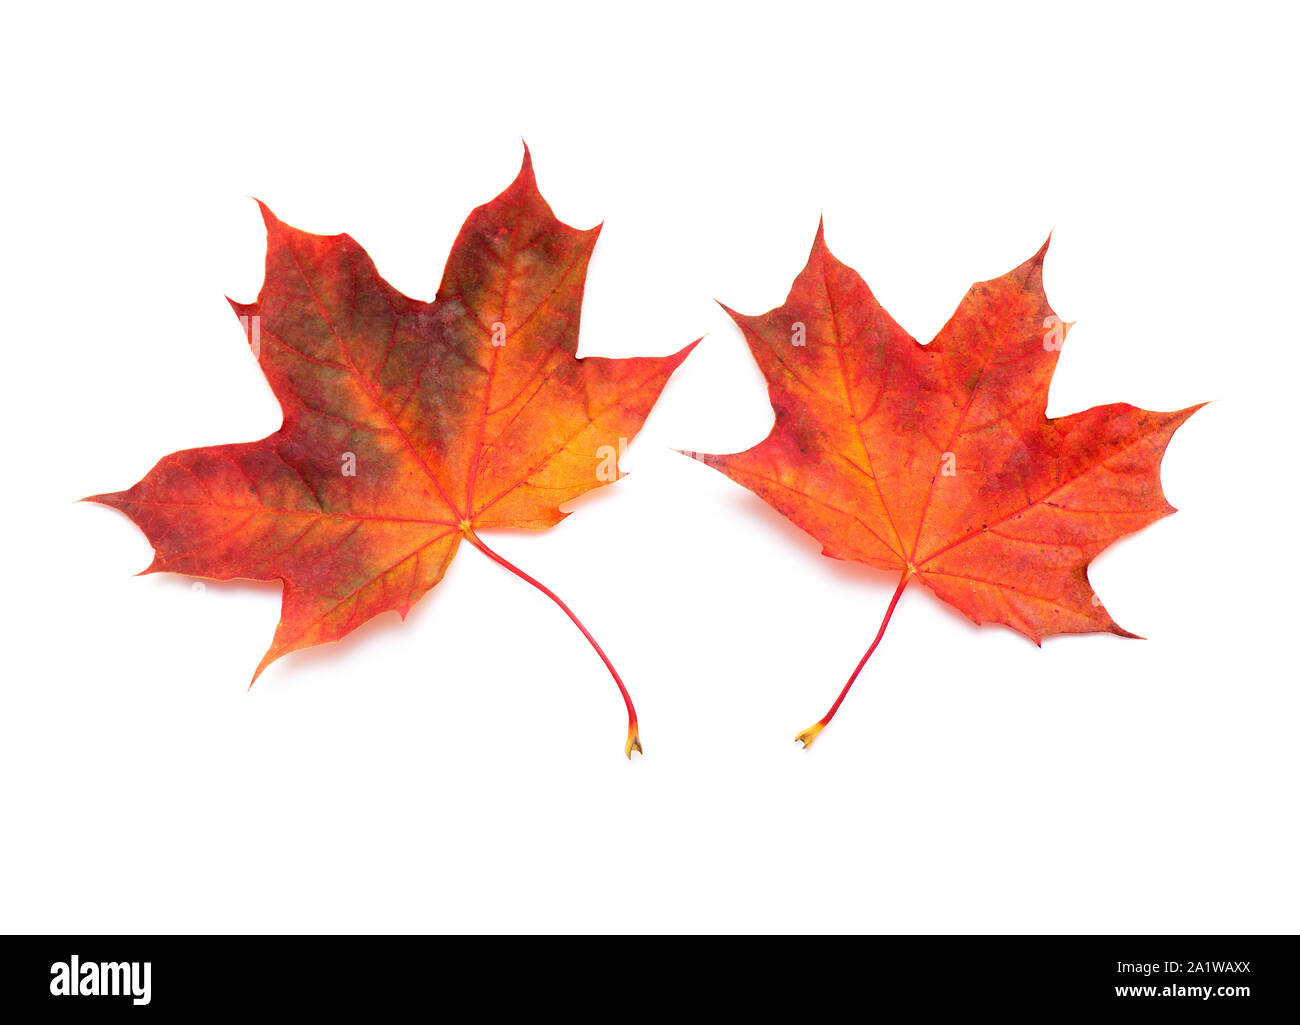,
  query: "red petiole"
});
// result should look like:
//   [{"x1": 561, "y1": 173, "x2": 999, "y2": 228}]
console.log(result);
[{"x1": 462, "y1": 526, "x2": 641, "y2": 758}]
